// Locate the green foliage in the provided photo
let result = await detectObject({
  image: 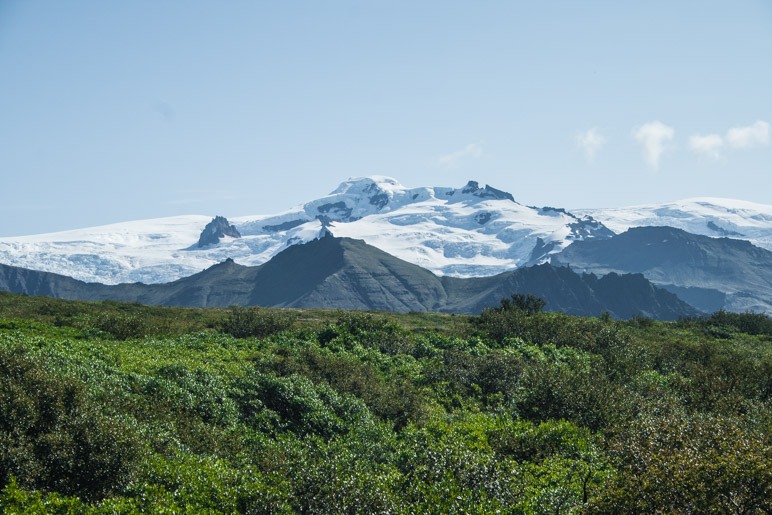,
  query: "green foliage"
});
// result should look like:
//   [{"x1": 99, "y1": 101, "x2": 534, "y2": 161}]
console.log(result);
[
  {"x1": 475, "y1": 309, "x2": 625, "y2": 352},
  {"x1": 256, "y1": 344, "x2": 429, "y2": 429},
  {"x1": 135, "y1": 452, "x2": 293, "y2": 513},
  {"x1": 0, "y1": 345, "x2": 143, "y2": 501},
  {"x1": 145, "y1": 364, "x2": 240, "y2": 426},
  {"x1": 92, "y1": 312, "x2": 148, "y2": 340},
  {"x1": 219, "y1": 306, "x2": 296, "y2": 338},
  {"x1": 0, "y1": 478, "x2": 92, "y2": 513},
  {"x1": 0, "y1": 293, "x2": 769, "y2": 512},
  {"x1": 595, "y1": 413, "x2": 771, "y2": 513},
  {"x1": 236, "y1": 372, "x2": 374, "y2": 436},
  {"x1": 679, "y1": 309, "x2": 772, "y2": 336},
  {"x1": 498, "y1": 293, "x2": 546, "y2": 314},
  {"x1": 626, "y1": 314, "x2": 655, "y2": 329},
  {"x1": 324, "y1": 311, "x2": 417, "y2": 355},
  {"x1": 475, "y1": 294, "x2": 548, "y2": 343}
]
